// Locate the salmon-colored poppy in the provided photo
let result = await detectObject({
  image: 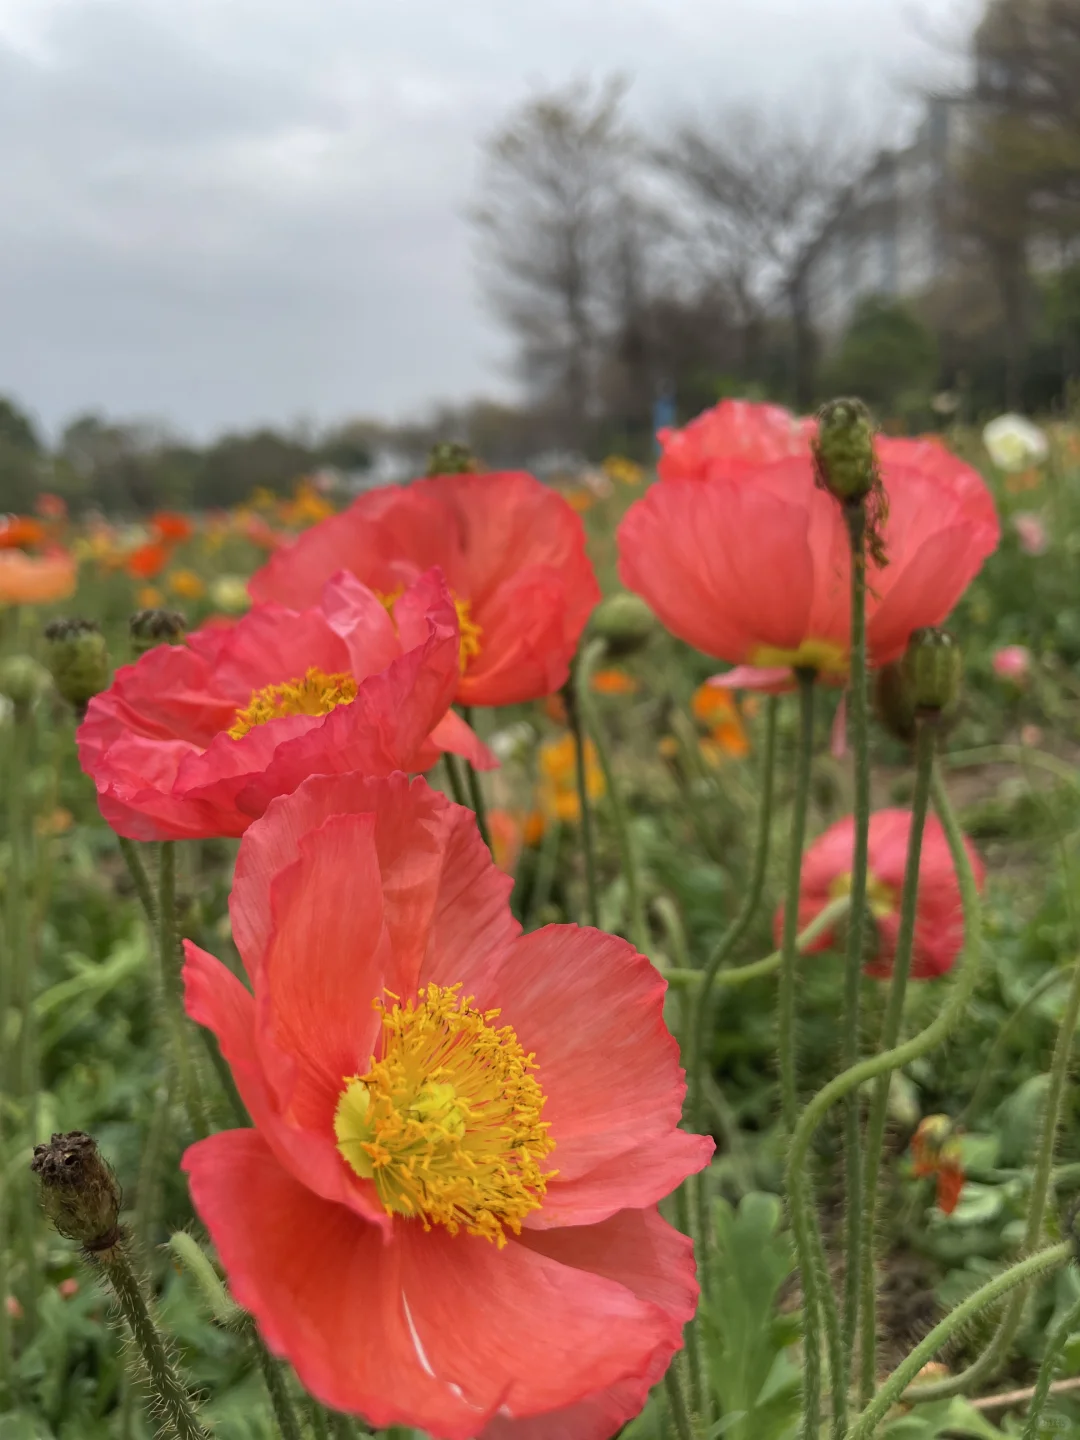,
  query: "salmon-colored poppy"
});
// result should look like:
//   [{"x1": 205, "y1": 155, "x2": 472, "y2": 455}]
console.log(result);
[
  {"x1": 0, "y1": 548, "x2": 77, "y2": 606},
  {"x1": 77, "y1": 569, "x2": 493, "y2": 841},
  {"x1": 249, "y1": 472, "x2": 601, "y2": 707},
  {"x1": 620, "y1": 403, "x2": 999, "y2": 691},
  {"x1": 126, "y1": 542, "x2": 169, "y2": 580},
  {"x1": 151, "y1": 511, "x2": 194, "y2": 543},
  {"x1": 34, "y1": 492, "x2": 67, "y2": 521},
  {"x1": 657, "y1": 398, "x2": 813, "y2": 482},
  {"x1": 0, "y1": 516, "x2": 47, "y2": 549},
  {"x1": 775, "y1": 808, "x2": 985, "y2": 980},
  {"x1": 182, "y1": 772, "x2": 711, "y2": 1437}
]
